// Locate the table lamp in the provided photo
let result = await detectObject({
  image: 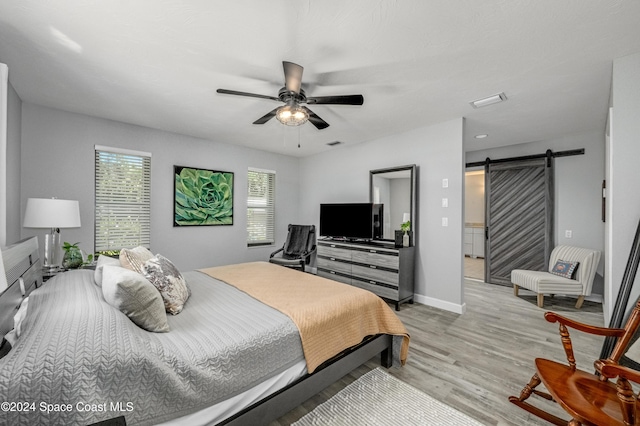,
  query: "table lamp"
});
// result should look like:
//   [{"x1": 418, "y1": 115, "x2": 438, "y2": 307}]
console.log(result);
[{"x1": 23, "y1": 198, "x2": 81, "y2": 271}]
